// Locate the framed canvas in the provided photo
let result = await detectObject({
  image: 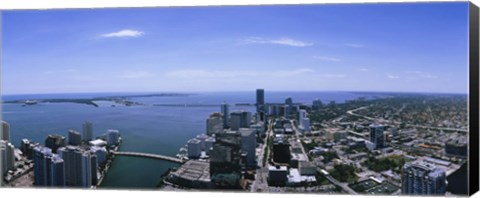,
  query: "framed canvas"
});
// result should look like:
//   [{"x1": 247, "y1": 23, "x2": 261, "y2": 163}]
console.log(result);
[{"x1": 0, "y1": 0, "x2": 479, "y2": 198}]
